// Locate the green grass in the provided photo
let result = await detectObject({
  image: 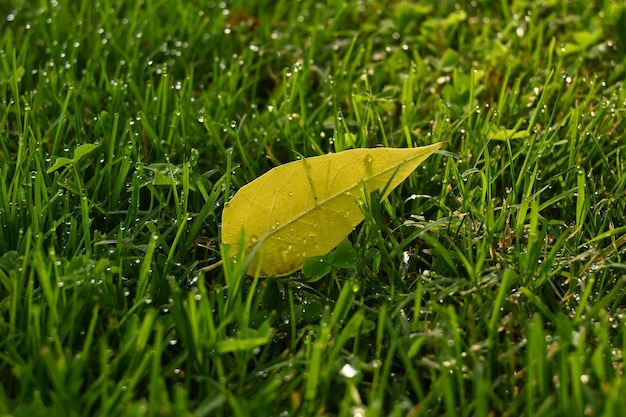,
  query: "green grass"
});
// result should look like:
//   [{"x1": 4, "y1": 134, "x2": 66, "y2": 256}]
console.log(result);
[{"x1": 1, "y1": 0, "x2": 626, "y2": 415}]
